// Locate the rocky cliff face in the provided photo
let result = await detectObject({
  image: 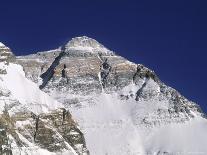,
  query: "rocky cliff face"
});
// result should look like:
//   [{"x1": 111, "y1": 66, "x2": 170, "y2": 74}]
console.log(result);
[{"x1": 15, "y1": 36, "x2": 207, "y2": 155}]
